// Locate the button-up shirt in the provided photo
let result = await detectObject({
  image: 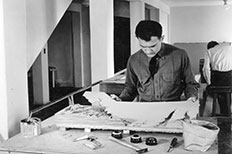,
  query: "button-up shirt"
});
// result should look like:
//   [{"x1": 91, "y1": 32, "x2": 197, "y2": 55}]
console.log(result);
[
  {"x1": 119, "y1": 43, "x2": 199, "y2": 102},
  {"x1": 203, "y1": 43, "x2": 232, "y2": 85}
]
